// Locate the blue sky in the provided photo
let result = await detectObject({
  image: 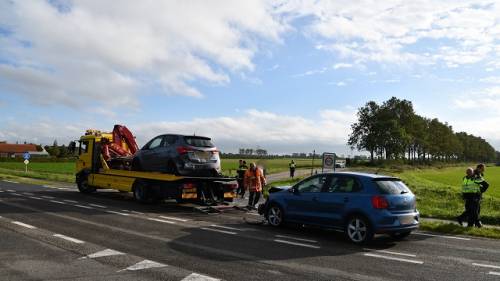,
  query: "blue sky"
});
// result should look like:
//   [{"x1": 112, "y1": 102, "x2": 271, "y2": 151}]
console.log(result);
[{"x1": 1, "y1": 0, "x2": 500, "y2": 155}]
